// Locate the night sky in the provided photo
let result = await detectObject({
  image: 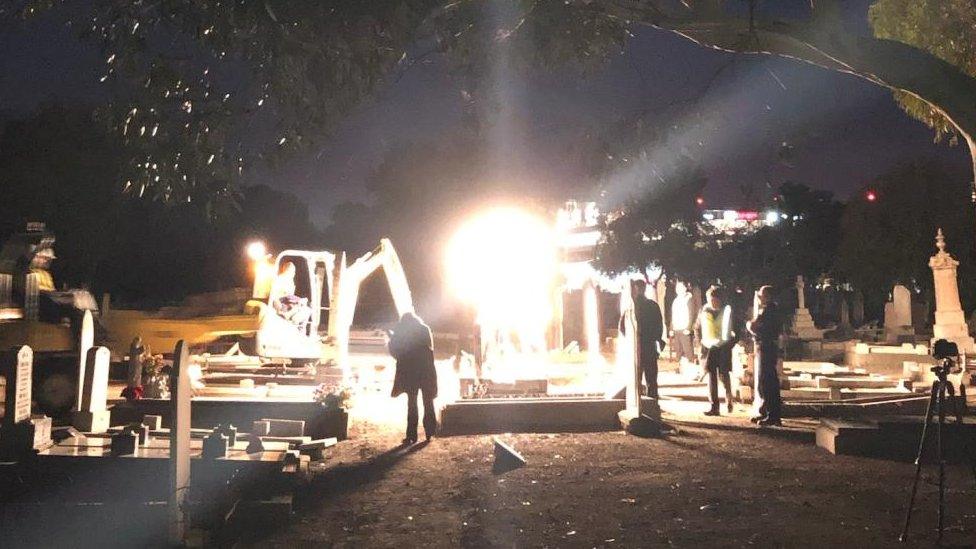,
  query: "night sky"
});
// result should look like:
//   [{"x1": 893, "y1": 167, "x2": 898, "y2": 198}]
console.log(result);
[{"x1": 1, "y1": 3, "x2": 969, "y2": 224}]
